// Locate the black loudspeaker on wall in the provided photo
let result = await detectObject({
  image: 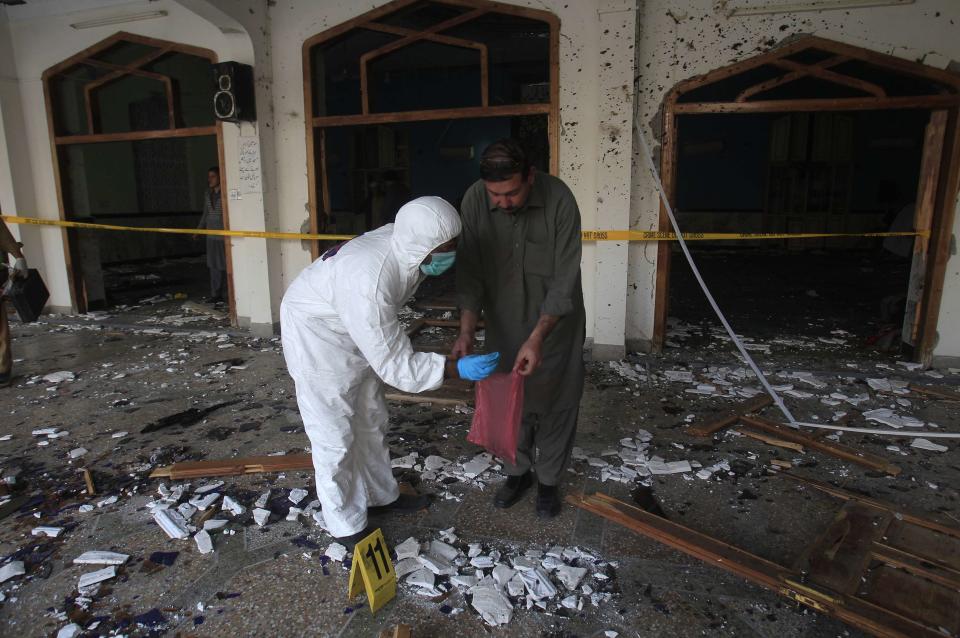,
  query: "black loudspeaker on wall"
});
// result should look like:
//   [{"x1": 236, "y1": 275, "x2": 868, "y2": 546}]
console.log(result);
[{"x1": 212, "y1": 62, "x2": 256, "y2": 122}]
